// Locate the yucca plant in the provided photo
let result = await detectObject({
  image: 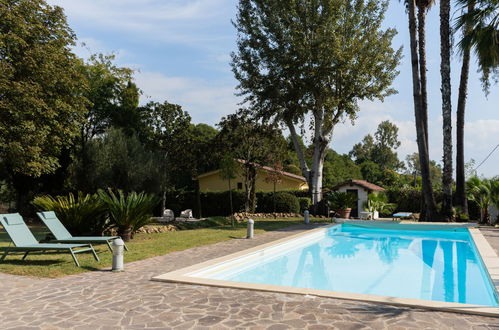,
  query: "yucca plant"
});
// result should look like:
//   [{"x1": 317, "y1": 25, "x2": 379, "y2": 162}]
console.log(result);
[
  {"x1": 98, "y1": 189, "x2": 160, "y2": 241},
  {"x1": 32, "y1": 192, "x2": 108, "y2": 236}
]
